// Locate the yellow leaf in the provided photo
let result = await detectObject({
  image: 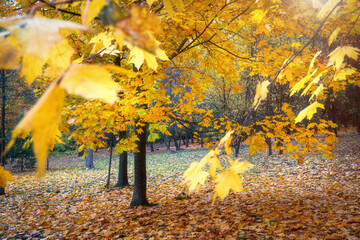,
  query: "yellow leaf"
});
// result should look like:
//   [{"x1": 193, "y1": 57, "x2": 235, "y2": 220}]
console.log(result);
[
  {"x1": 317, "y1": 0, "x2": 341, "y2": 20},
  {"x1": 302, "y1": 70, "x2": 326, "y2": 96},
  {"x1": 60, "y1": 64, "x2": 122, "y2": 104},
  {"x1": 0, "y1": 166, "x2": 14, "y2": 188},
  {"x1": 295, "y1": 101, "x2": 324, "y2": 123},
  {"x1": 328, "y1": 27, "x2": 340, "y2": 46},
  {"x1": 328, "y1": 46, "x2": 360, "y2": 70},
  {"x1": 5, "y1": 84, "x2": 66, "y2": 178},
  {"x1": 291, "y1": 68, "x2": 317, "y2": 96},
  {"x1": 20, "y1": 54, "x2": 45, "y2": 85},
  {"x1": 214, "y1": 170, "x2": 243, "y2": 200},
  {"x1": 252, "y1": 80, "x2": 270, "y2": 110},
  {"x1": 228, "y1": 160, "x2": 253, "y2": 175},
  {"x1": 129, "y1": 47, "x2": 168, "y2": 71},
  {"x1": 183, "y1": 161, "x2": 209, "y2": 191},
  {"x1": 218, "y1": 131, "x2": 233, "y2": 148},
  {"x1": 209, "y1": 154, "x2": 222, "y2": 179},
  {"x1": 309, "y1": 84, "x2": 324, "y2": 101},
  {"x1": 89, "y1": 32, "x2": 115, "y2": 54},
  {"x1": 0, "y1": 16, "x2": 86, "y2": 59},
  {"x1": 83, "y1": 0, "x2": 107, "y2": 25},
  {"x1": 46, "y1": 40, "x2": 74, "y2": 70},
  {"x1": 129, "y1": 47, "x2": 144, "y2": 70},
  {"x1": 250, "y1": 9, "x2": 268, "y2": 24},
  {"x1": 308, "y1": 51, "x2": 322, "y2": 74},
  {"x1": 333, "y1": 68, "x2": 356, "y2": 81},
  {"x1": 0, "y1": 33, "x2": 19, "y2": 69}
]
